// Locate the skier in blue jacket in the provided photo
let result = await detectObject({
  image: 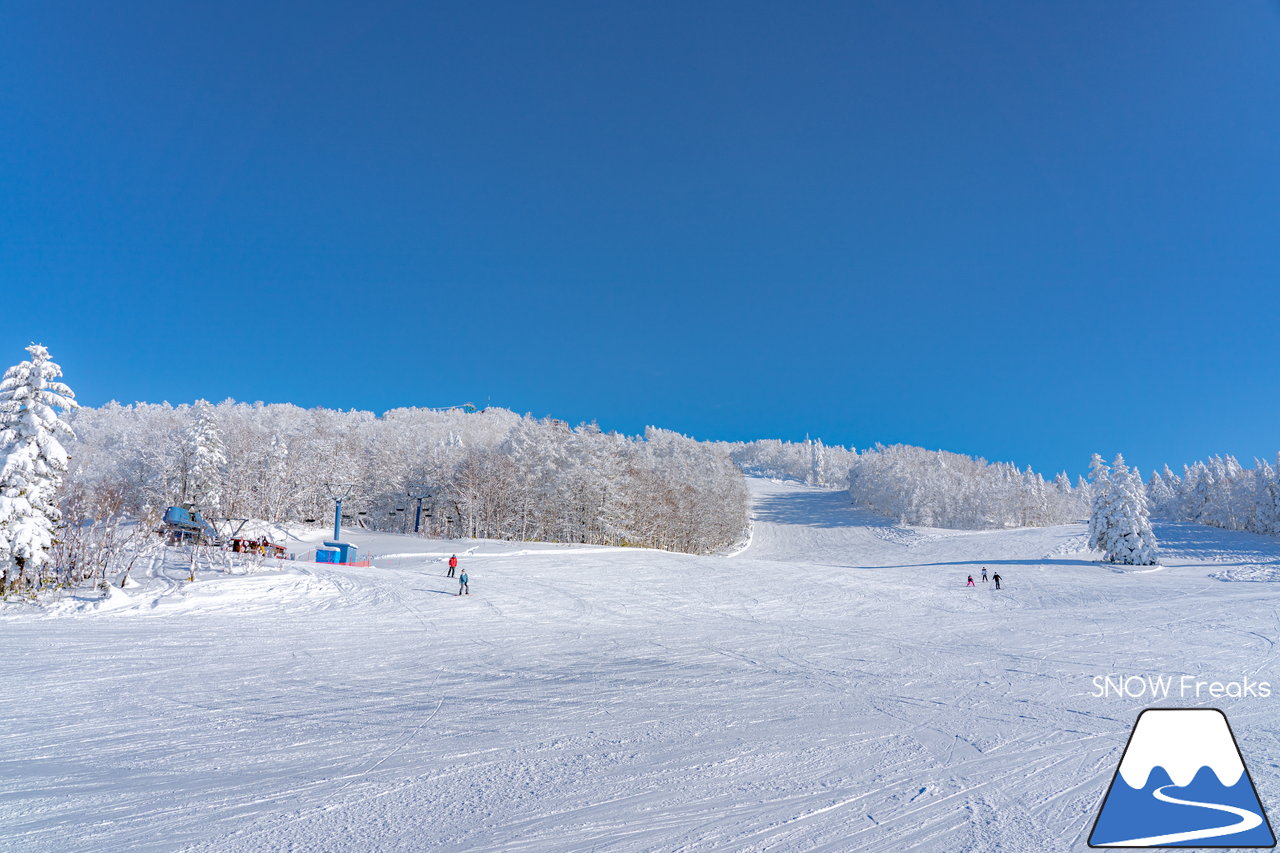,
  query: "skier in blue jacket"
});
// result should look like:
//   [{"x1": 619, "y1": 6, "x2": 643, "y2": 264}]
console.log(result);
[{"x1": 457, "y1": 570, "x2": 469, "y2": 596}]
